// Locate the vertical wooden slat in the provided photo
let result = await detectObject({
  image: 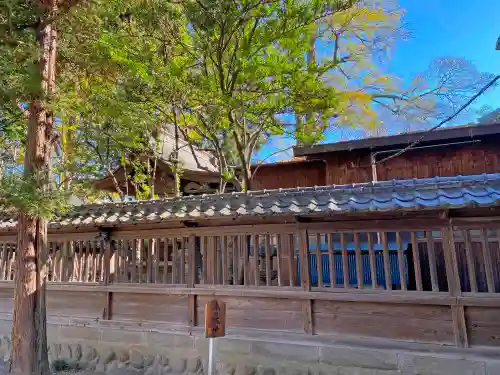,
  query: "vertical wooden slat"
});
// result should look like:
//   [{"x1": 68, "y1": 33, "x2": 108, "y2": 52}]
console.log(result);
[
  {"x1": 328, "y1": 233, "x2": 336, "y2": 288},
  {"x1": 162, "y1": 238, "x2": 168, "y2": 284},
  {"x1": 71, "y1": 242, "x2": 77, "y2": 282},
  {"x1": 463, "y1": 230, "x2": 477, "y2": 293},
  {"x1": 451, "y1": 305, "x2": 469, "y2": 348},
  {"x1": 302, "y1": 299, "x2": 313, "y2": 335},
  {"x1": 131, "y1": 240, "x2": 137, "y2": 283},
  {"x1": 354, "y1": 233, "x2": 363, "y2": 289},
  {"x1": 382, "y1": 232, "x2": 392, "y2": 290},
  {"x1": 87, "y1": 241, "x2": 94, "y2": 282},
  {"x1": 104, "y1": 239, "x2": 111, "y2": 285},
  {"x1": 6, "y1": 245, "x2": 14, "y2": 281},
  {"x1": 85, "y1": 241, "x2": 90, "y2": 282},
  {"x1": 153, "y1": 238, "x2": 160, "y2": 283},
  {"x1": 316, "y1": 233, "x2": 323, "y2": 288},
  {"x1": 426, "y1": 232, "x2": 439, "y2": 292},
  {"x1": 188, "y1": 294, "x2": 196, "y2": 329},
  {"x1": 215, "y1": 236, "x2": 221, "y2": 284},
  {"x1": 187, "y1": 235, "x2": 196, "y2": 288},
  {"x1": 231, "y1": 236, "x2": 237, "y2": 285},
  {"x1": 277, "y1": 234, "x2": 283, "y2": 287},
  {"x1": 57, "y1": 242, "x2": 64, "y2": 282},
  {"x1": 443, "y1": 227, "x2": 461, "y2": 296},
  {"x1": 91, "y1": 241, "x2": 98, "y2": 282},
  {"x1": 115, "y1": 240, "x2": 122, "y2": 283},
  {"x1": 139, "y1": 239, "x2": 145, "y2": 283},
  {"x1": 222, "y1": 236, "x2": 229, "y2": 285},
  {"x1": 265, "y1": 234, "x2": 272, "y2": 286},
  {"x1": 287, "y1": 234, "x2": 295, "y2": 287},
  {"x1": 253, "y1": 235, "x2": 260, "y2": 286},
  {"x1": 112, "y1": 240, "x2": 118, "y2": 284},
  {"x1": 0, "y1": 243, "x2": 6, "y2": 281},
  {"x1": 201, "y1": 236, "x2": 207, "y2": 284},
  {"x1": 299, "y1": 229, "x2": 311, "y2": 291},
  {"x1": 410, "y1": 232, "x2": 423, "y2": 291},
  {"x1": 180, "y1": 237, "x2": 186, "y2": 284},
  {"x1": 396, "y1": 232, "x2": 406, "y2": 291},
  {"x1": 77, "y1": 241, "x2": 83, "y2": 282},
  {"x1": 243, "y1": 235, "x2": 250, "y2": 286},
  {"x1": 172, "y1": 238, "x2": 178, "y2": 284},
  {"x1": 212, "y1": 236, "x2": 218, "y2": 284},
  {"x1": 146, "y1": 239, "x2": 153, "y2": 283},
  {"x1": 480, "y1": 229, "x2": 495, "y2": 293},
  {"x1": 340, "y1": 232, "x2": 349, "y2": 288},
  {"x1": 367, "y1": 233, "x2": 377, "y2": 289}
]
